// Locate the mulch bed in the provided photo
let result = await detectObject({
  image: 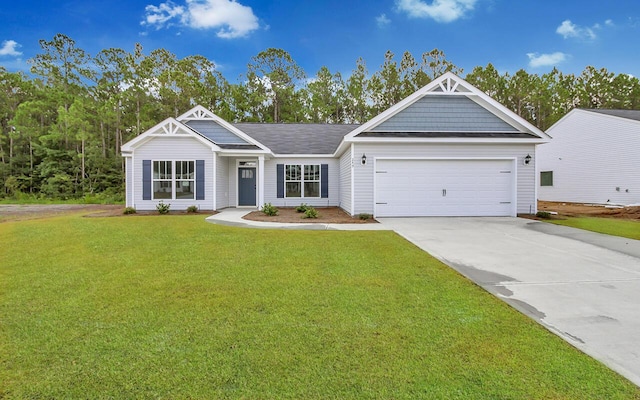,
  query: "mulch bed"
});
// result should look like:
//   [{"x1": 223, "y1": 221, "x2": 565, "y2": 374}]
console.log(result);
[{"x1": 243, "y1": 207, "x2": 376, "y2": 224}]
